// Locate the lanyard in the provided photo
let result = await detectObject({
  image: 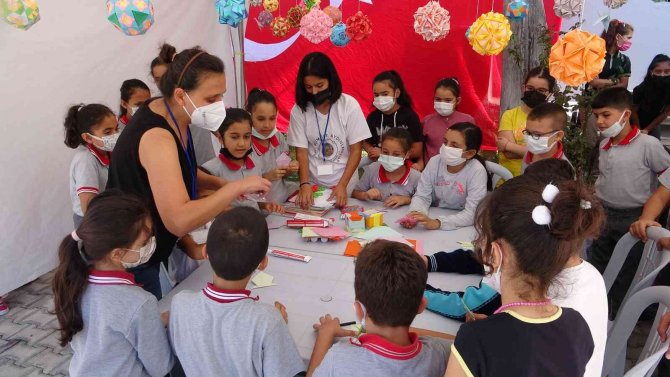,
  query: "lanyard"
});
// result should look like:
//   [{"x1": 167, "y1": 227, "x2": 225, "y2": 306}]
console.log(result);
[
  {"x1": 379, "y1": 111, "x2": 397, "y2": 147},
  {"x1": 164, "y1": 99, "x2": 197, "y2": 200},
  {"x1": 315, "y1": 107, "x2": 332, "y2": 162}
]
